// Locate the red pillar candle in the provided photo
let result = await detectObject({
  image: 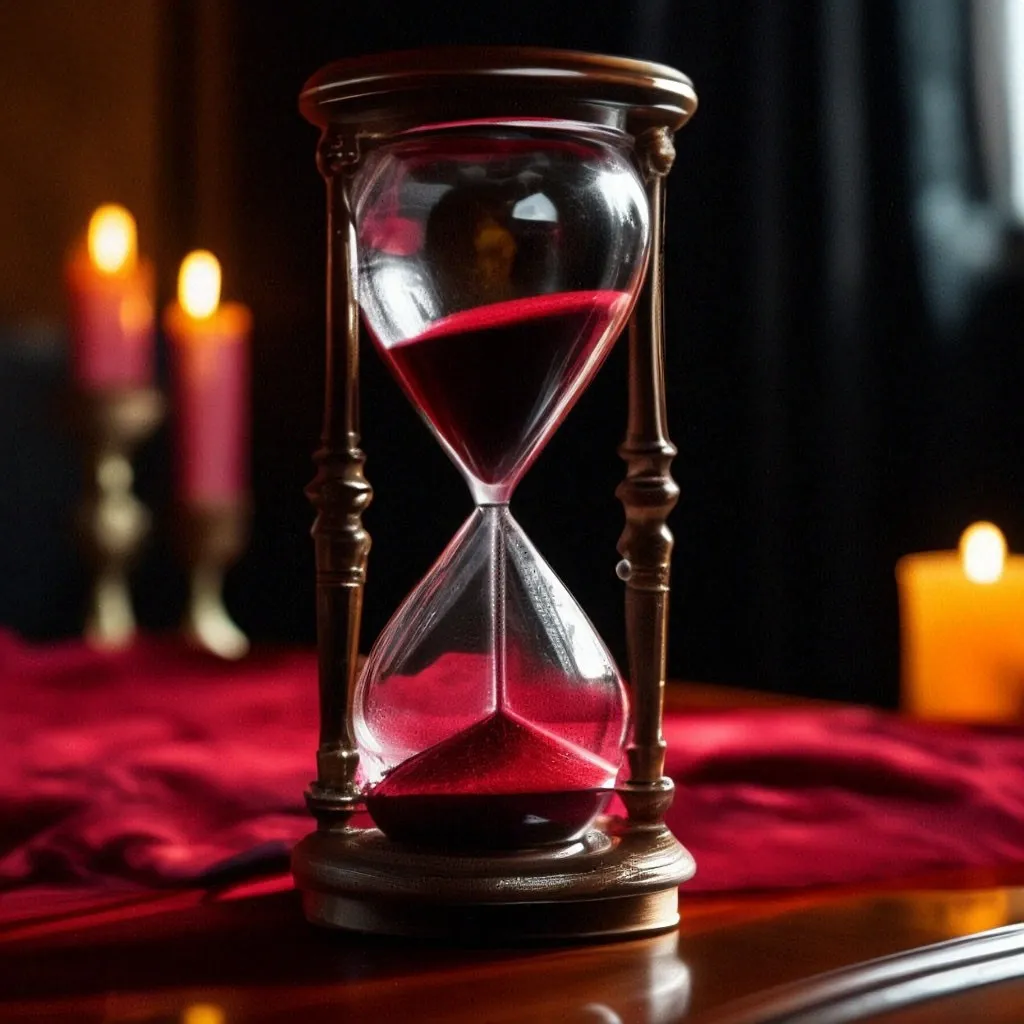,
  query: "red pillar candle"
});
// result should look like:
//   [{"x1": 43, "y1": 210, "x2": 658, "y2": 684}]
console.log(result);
[
  {"x1": 165, "y1": 251, "x2": 252, "y2": 505},
  {"x1": 66, "y1": 204, "x2": 155, "y2": 389}
]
